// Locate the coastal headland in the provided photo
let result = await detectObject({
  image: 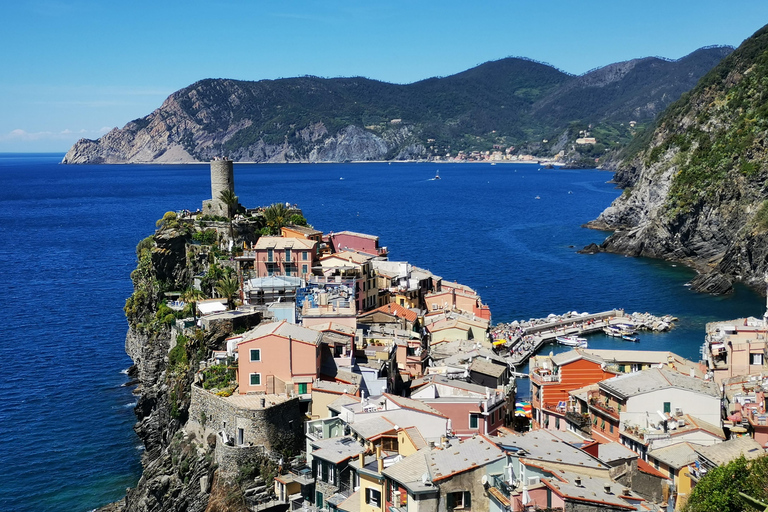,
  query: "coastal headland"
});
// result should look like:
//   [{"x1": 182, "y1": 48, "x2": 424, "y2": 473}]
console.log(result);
[{"x1": 112, "y1": 159, "x2": 687, "y2": 512}]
